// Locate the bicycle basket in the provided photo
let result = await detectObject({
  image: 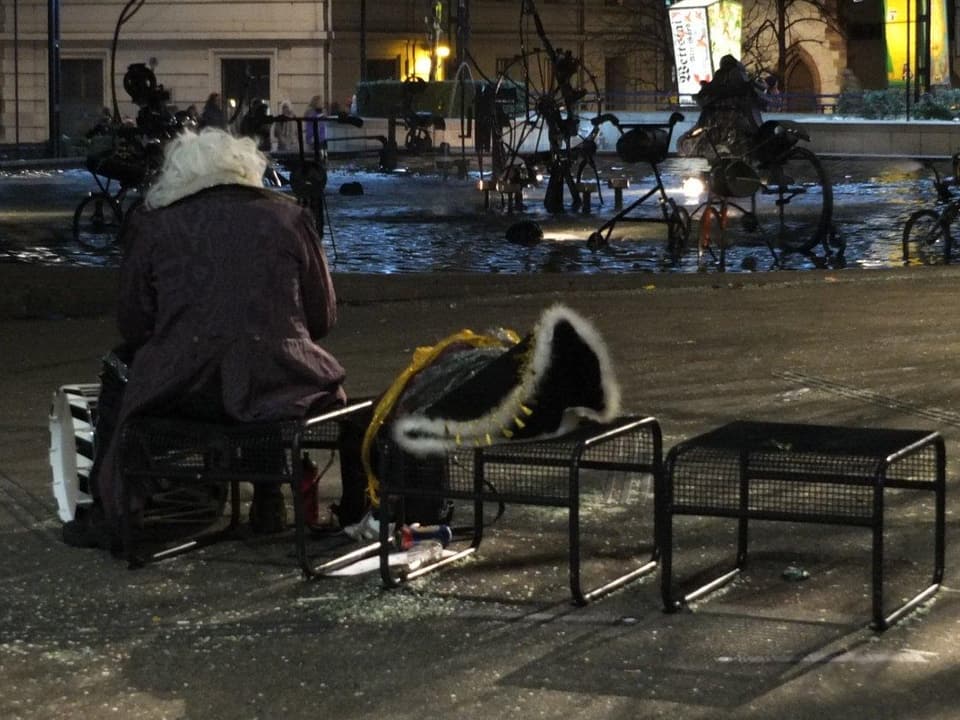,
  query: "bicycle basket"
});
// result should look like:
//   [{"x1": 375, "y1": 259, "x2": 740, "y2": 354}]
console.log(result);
[
  {"x1": 710, "y1": 158, "x2": 761, "y2": 198},
  {"x1": 616, "y1": 127, "x2": 669, "y2": 165},
  {"x1": 85, "y1": 135, "x2": 148, "y2": 187}
]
